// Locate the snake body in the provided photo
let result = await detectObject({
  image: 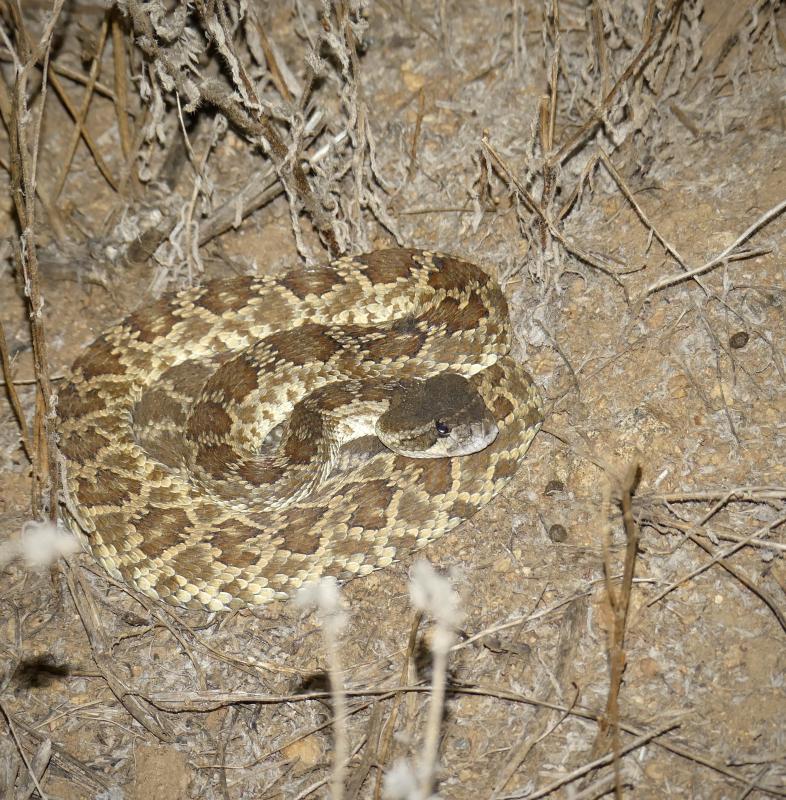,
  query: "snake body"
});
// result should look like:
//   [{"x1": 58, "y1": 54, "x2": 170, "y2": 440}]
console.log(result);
[{"x1": 58, "y1": 249, "x2": 542, "y2": 611}]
